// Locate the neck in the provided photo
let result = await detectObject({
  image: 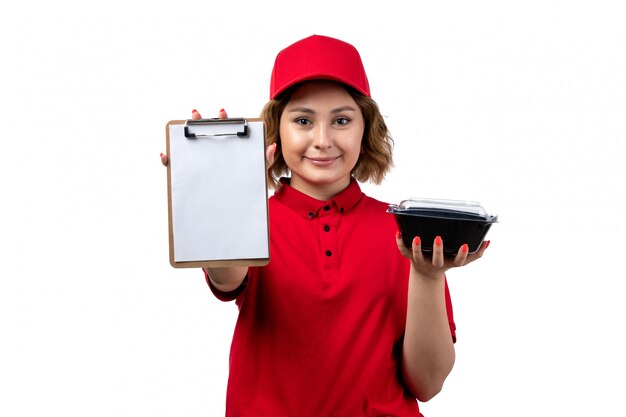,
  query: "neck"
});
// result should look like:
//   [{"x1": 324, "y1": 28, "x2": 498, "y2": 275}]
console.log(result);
[{"x1": 289, "y1": 177, "x2": 351, "y2": 201}]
